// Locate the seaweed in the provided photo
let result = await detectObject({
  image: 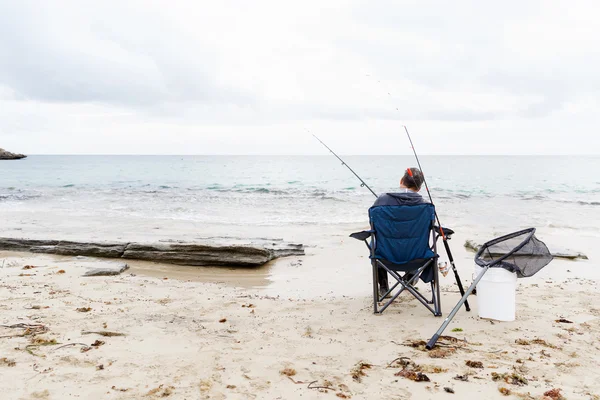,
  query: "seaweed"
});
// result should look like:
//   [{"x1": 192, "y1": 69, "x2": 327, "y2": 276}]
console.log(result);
[
  {"x1": 0, "y1": 357, "x2": 16, "y2": 367},
  {"x1": 280, "y1": 368, "x2": 296, "y2": 377},
  {"x1": 146, "y1": 384, "x2": 175, "y2": 397},
  {"x1": 394, "y1": 369, "x2": 430, "y2": 382},
  {"x1": 82, "y1": 331, "x2": 126, "y2": 337},
  {"x1": 26, "y1": 337, "x2": 59, "y2": 357},
  {"x1": 515, "y1": 338, "x2": 557, "y2": 349},
  {"x1": 491, "y1": 372, "x2": 528, "y2": 386},
  {"x1": 428, "y1": 347, "x2": 457, "y2": 358},
  {"x1": 465, "y1": 360, "x2": 483, "y2": 369},
  {"x1": 543, "y1": 388, "x2": 565, "y2": 400},
  {"x1": 350, "y1": 362, "x2": 372, "y2": 382}
]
